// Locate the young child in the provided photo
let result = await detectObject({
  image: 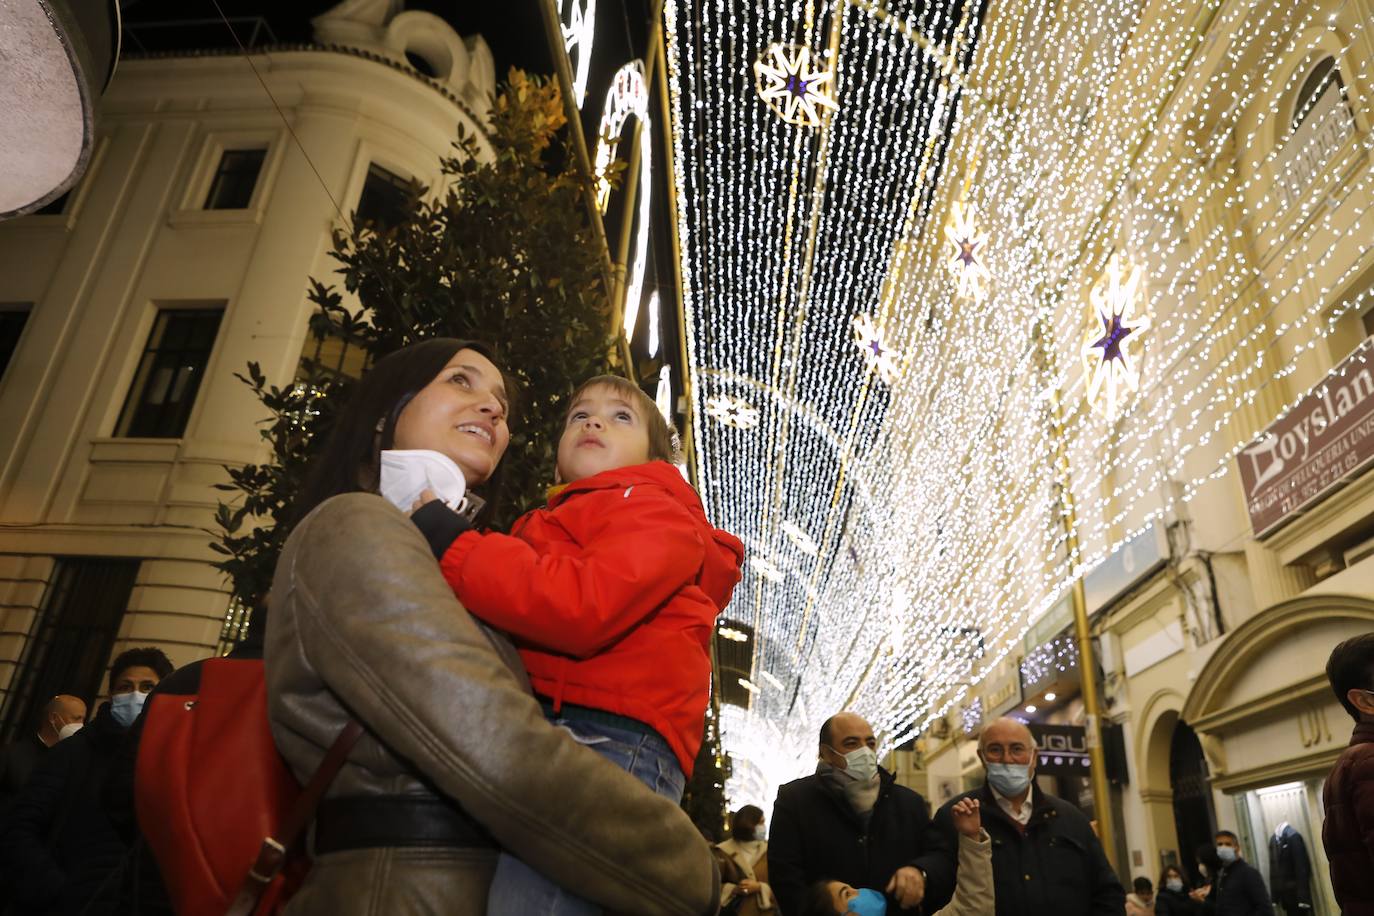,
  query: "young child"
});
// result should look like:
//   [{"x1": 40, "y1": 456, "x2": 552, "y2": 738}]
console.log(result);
[
  {"x1": 801, "y1": 798, "x2": 993, "y2": 916},
  {"x1": 411, "y1": 374, "x2": 744, "y2": 915}
]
